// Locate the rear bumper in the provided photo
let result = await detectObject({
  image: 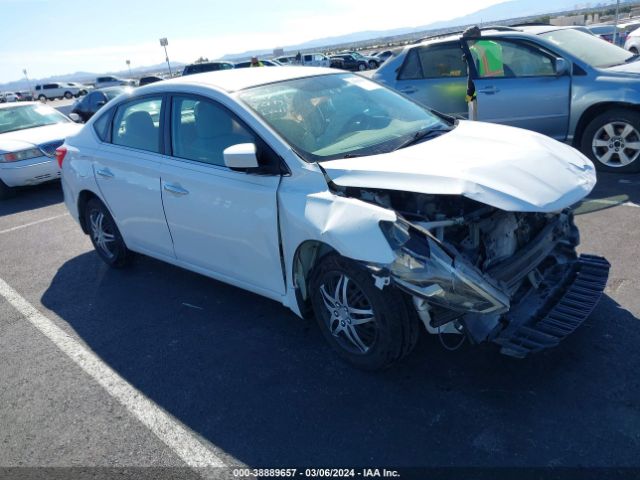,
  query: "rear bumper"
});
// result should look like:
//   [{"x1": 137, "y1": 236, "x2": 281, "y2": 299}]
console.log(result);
[
  {"x1": 0, "y1": 157, "x2": 60, "y2": 187},
  {"x1": 494, "y1": 254, "x2": 610, "y2": 358}
]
